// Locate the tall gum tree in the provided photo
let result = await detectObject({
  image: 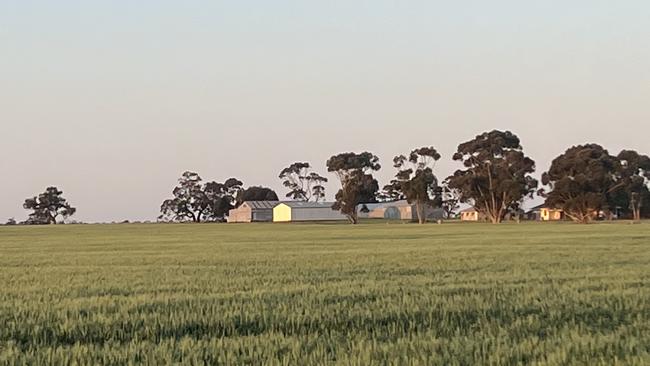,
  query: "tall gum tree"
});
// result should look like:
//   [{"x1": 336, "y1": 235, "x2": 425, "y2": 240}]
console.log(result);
[
  {"x1": 326, "y1": 152, "x2": 381, "y2": 224},
  {"x1": 387, "y1": 147, "x2": 442, "y2": 224},
  {"x1": 447, "y1": 130, "x2": 537, "y2": 224},
  {"x1": 278, "y1": 162, "x2": 328, "y2": 202},
  {"x1": 539, "y1": 144, "x2": 620, "y2": 224},
  {"x1": 616, "y1": 150, "x2": 650, "y2": 221}
]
